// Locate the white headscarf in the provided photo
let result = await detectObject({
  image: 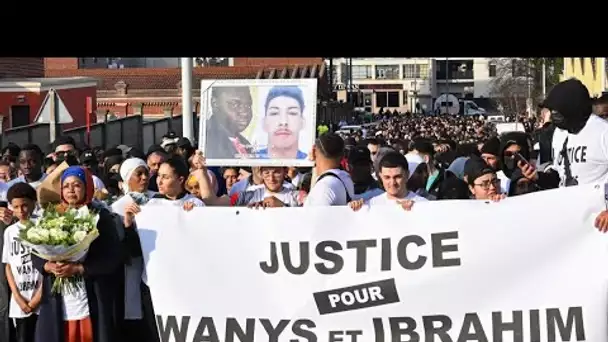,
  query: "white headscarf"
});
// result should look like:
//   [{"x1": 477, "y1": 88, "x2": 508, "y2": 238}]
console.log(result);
[{"x1": 120, "y1": 158, "x2": 148, "y2": 193}]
